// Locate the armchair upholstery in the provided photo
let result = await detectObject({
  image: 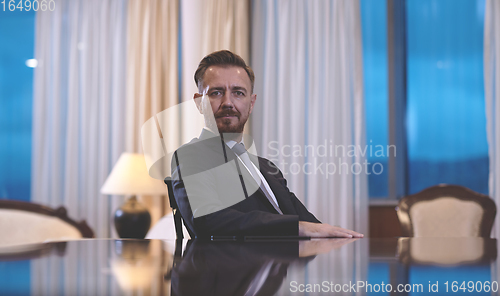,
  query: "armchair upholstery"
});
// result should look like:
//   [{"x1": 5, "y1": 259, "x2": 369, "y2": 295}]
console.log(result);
[
  {"x1": 0, "y1": 200, "x2": 94, "y2": 248},
  {"x1": 397, "y1": 184, "x2": 496, "y2": 237}
]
